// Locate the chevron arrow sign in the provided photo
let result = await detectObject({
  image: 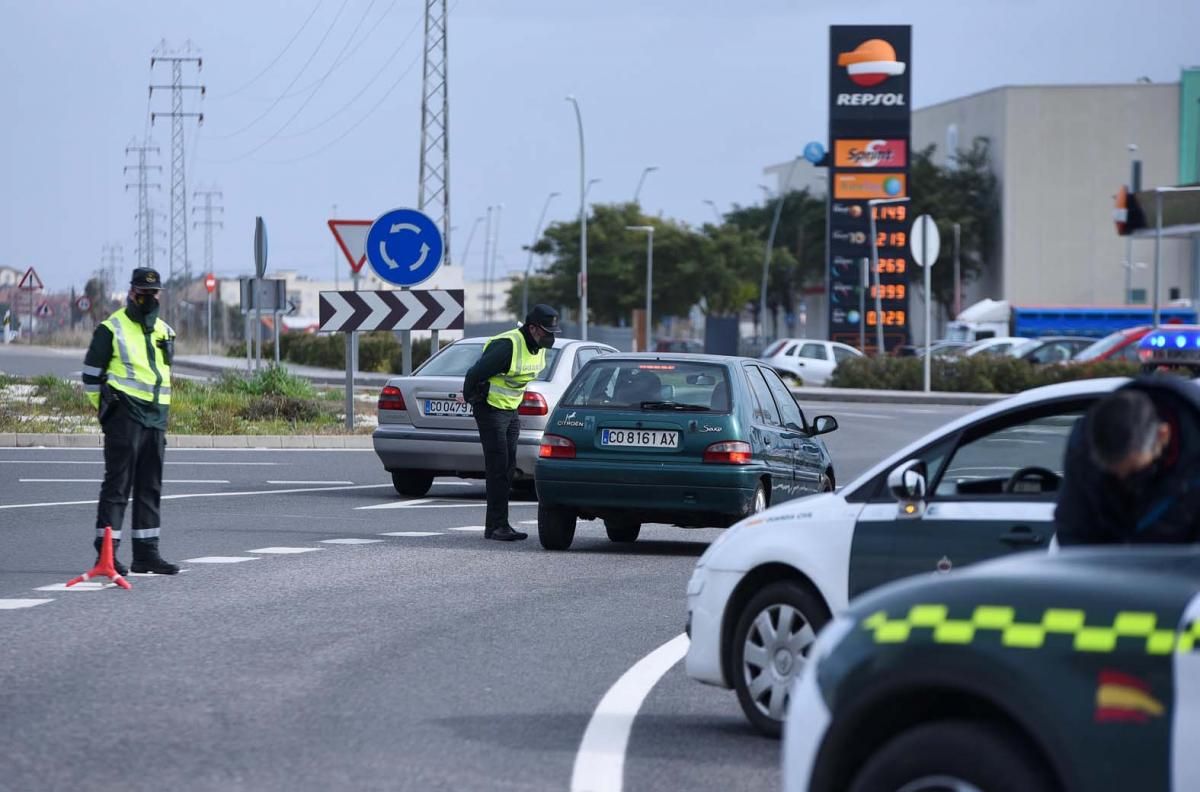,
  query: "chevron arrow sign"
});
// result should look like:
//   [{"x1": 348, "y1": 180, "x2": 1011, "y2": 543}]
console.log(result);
[{"x1": 318, "y1": 289, "x2": 465, "y2": 332}]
